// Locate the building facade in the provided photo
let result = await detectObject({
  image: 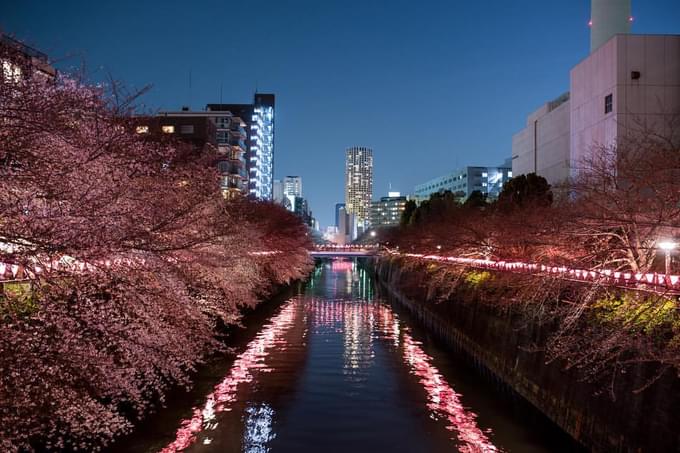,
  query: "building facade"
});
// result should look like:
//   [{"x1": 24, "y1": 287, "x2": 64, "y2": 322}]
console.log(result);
[
  {"x1": 512, "y1": 93, "x2": 571, "y2": 185},
  {"x1": 143, "y1": 110, "x2": 247, "y2": 198},
  {"x1": 251, "y1": 94, "x2": 275, "y2": 199},
  {"x1": 344, "y1": 146, "x2": 373, "y2": 228},
  {"x1": 334, "y1": 202, "x2": 346, "y2": 228},
  {"x1": 512, "y1": 0, "x2": 680, "y2": 185},
  {"x1": 369, "y1": 193, "x2": 407, "y2": 228},
  {"x1": 207, "y1": 93, "x2": 275, "y2": 200},
  {"x1": 283, "y1": 176, "x2": 302, "y2": 198},
  {"x1": 414, "y1": 165, "x2": 512, "y2": 204},
  {"x1": 1, "y1": 33, "x2": 56, "y2": 82},
  {"x1": 336, "y1": 205, "x2": 357, "y2": 245}
]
